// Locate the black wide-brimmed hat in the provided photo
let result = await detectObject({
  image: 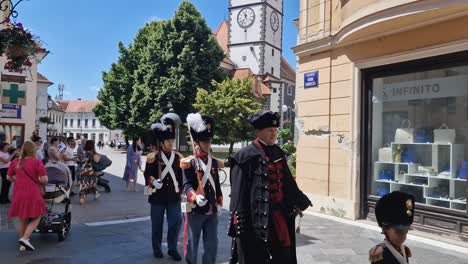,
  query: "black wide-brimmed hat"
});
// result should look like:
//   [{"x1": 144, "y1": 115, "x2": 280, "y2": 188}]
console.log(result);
[
  {"x1": 151, "y1": 113, "x2": 182, "y2": 141},
  {"x1": 375, "y1": 191, "x2": 415, "y2": 230},
  {"x1": 187, "y1": 113, "x2": 214, "y2": 142},
  {"x1": 248, "y1": 110, "x2": 280, "y2": 130}
]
